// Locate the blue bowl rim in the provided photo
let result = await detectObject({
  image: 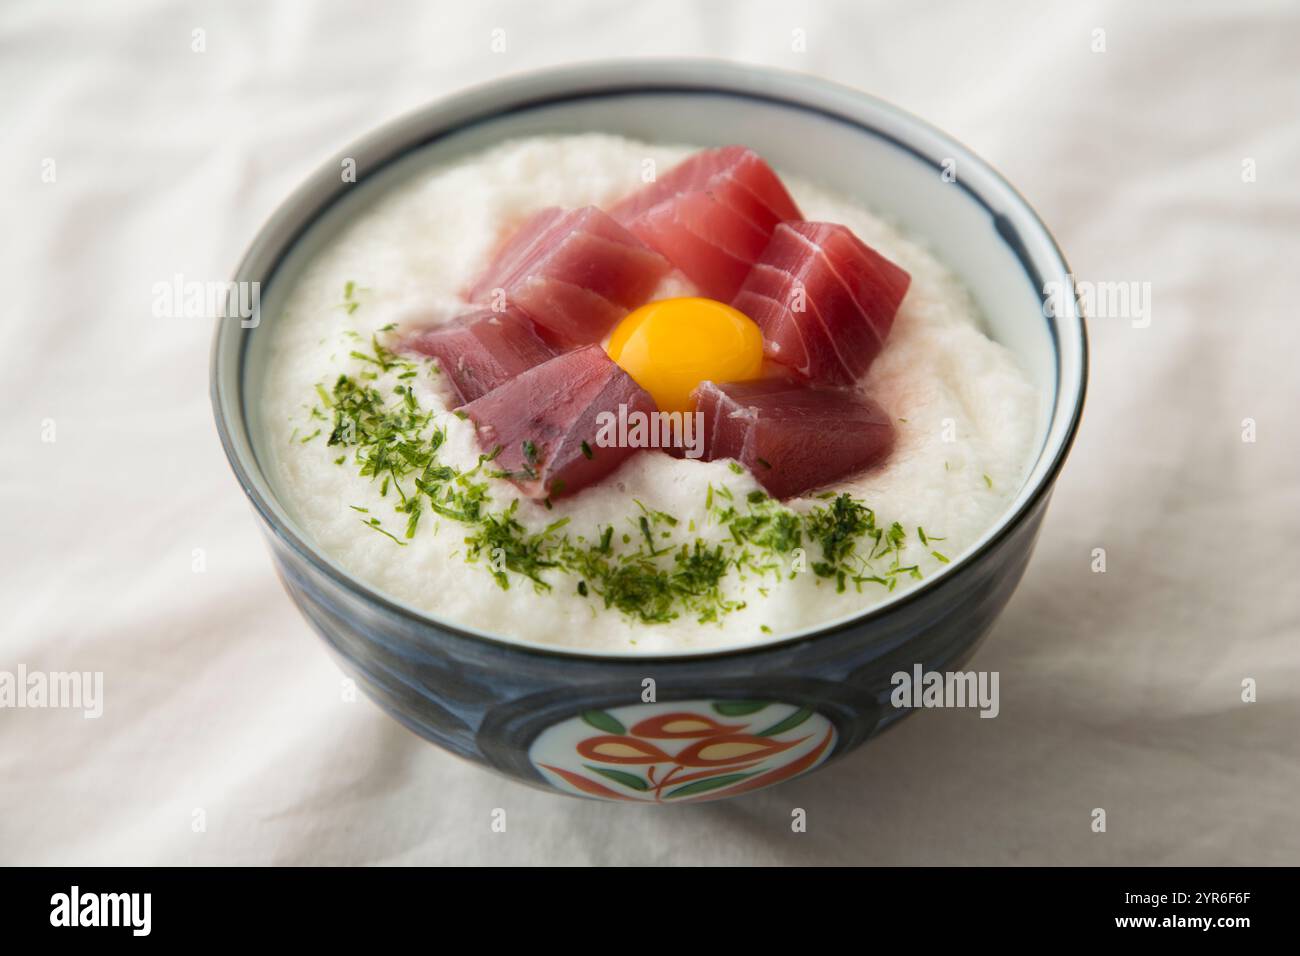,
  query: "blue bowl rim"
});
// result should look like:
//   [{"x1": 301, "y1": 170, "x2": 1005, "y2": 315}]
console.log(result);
[{"x1": 210, "y1": 58, "x2": 1088, "y2": 663}]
